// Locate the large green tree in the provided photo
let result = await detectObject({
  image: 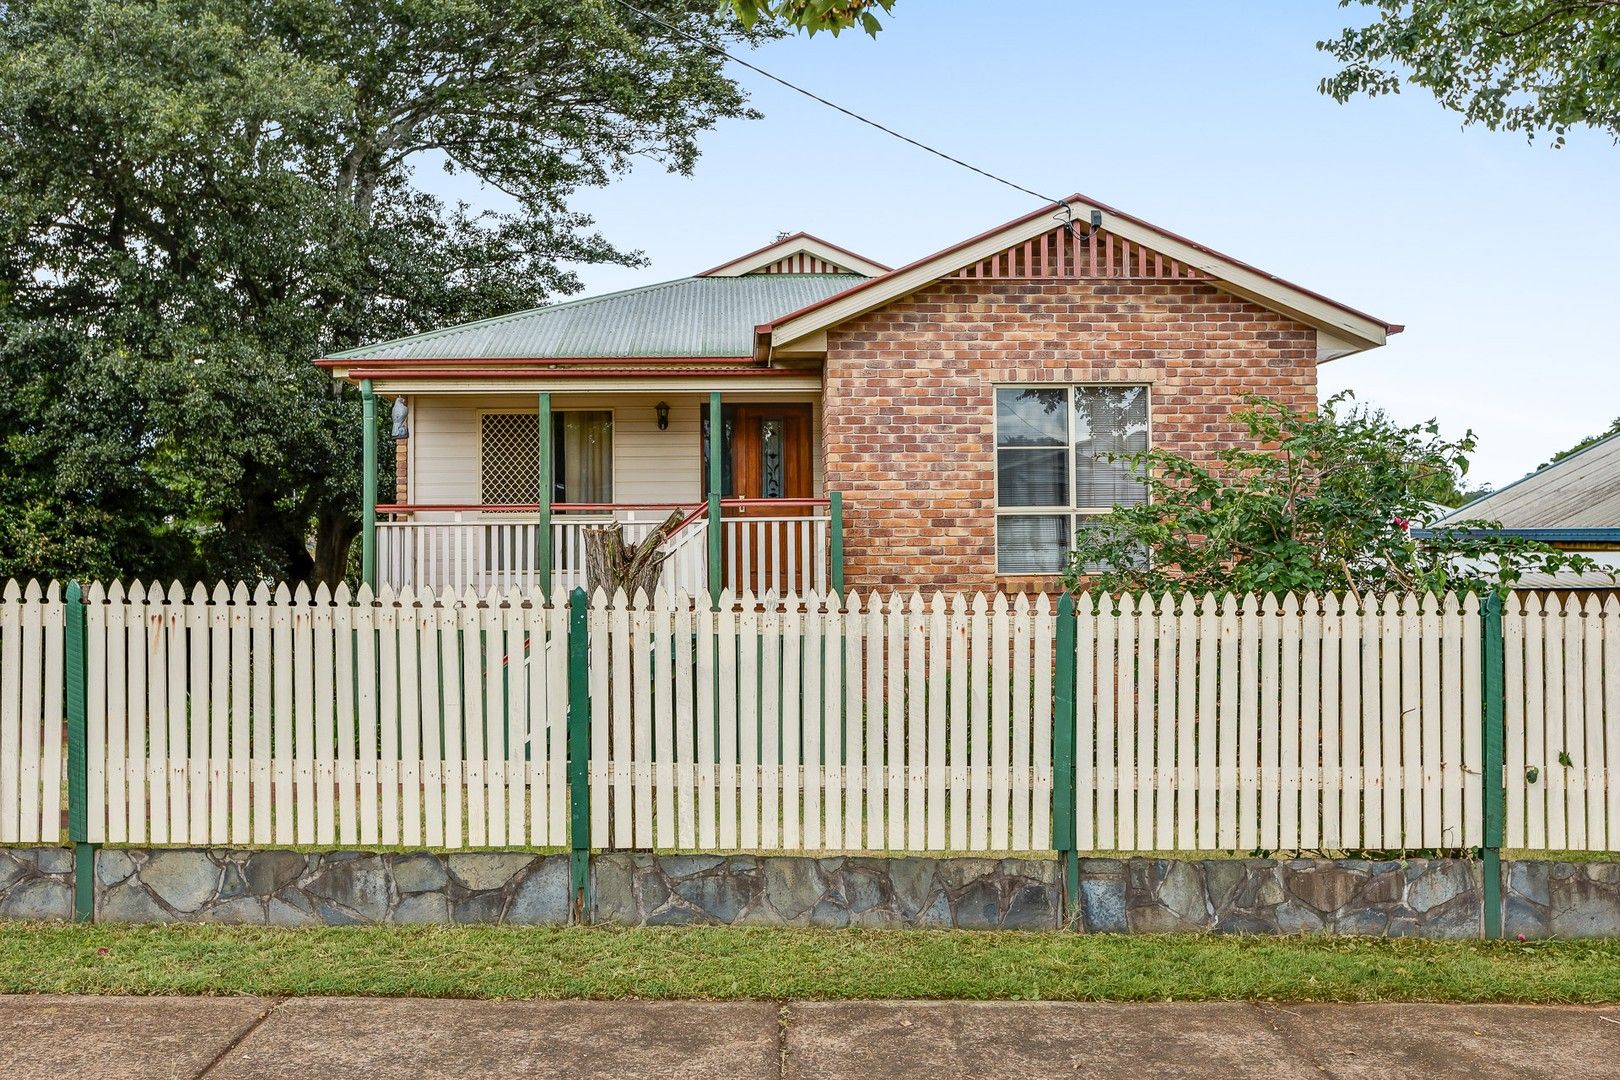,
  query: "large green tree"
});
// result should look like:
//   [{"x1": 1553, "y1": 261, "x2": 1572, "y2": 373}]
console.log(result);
[
  {"x1": 0, "y1": 0, "x2": 771, "y2": 585},
  {"x1": 1320, "y1": 1, "x2": 1620, "y2": 144}
]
